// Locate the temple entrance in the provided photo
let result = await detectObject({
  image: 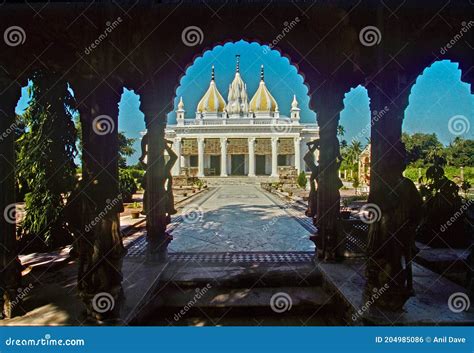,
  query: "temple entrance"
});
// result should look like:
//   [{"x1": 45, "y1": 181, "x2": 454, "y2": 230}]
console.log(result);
[
  {"x1": 209, "y1": 155, "x2": 221, "y2": 176},
  {"x1": 256, "y1": 155, "x2": 267, "y2": 175},
  {"x1": 231, "y1": 154, "x2": 245, "y2": 175}
]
